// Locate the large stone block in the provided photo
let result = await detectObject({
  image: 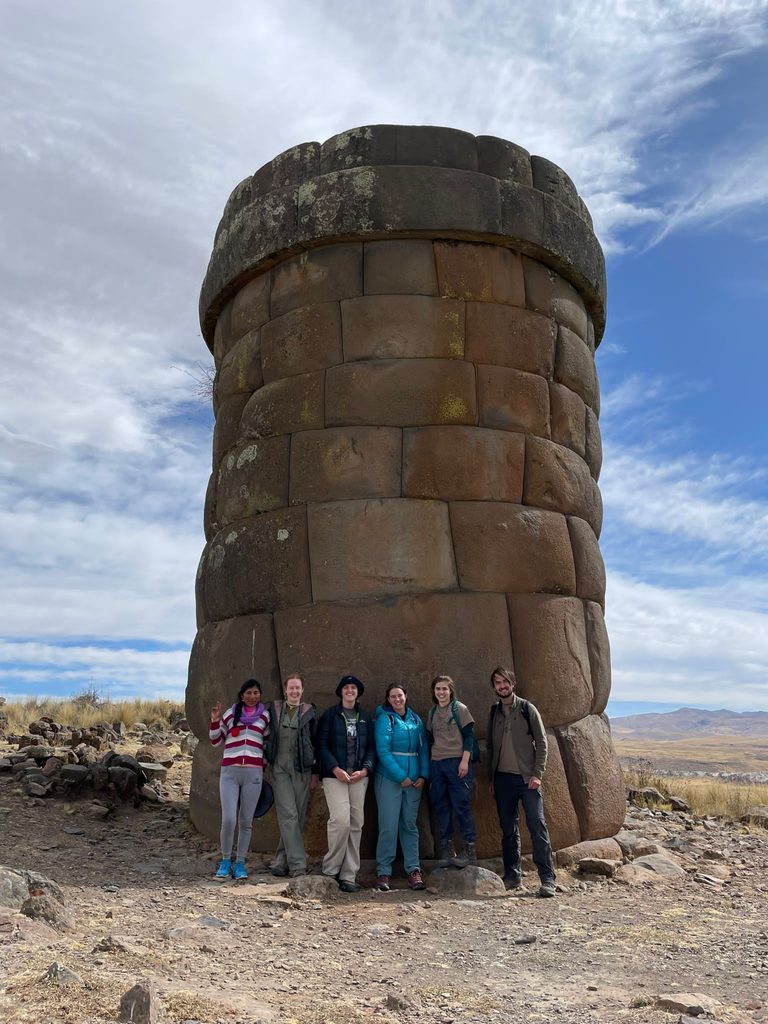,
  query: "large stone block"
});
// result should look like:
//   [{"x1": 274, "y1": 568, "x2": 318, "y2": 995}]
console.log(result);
[
  {"x1": 212, "y1": 393, "x2": 249, "y2": 467},
  {"x1": 465, "y1": 303, "x2": 555, "y2": 377},
  {"x1": 341, "y1": 295, "x2": 464, "y2": 360},
  {"x1": 499, "y1": 181, "x2": 544, "y2": 247},
  {"x1": 585, "y1": 406, "x2": 603, "y2": 480},
  {"x1": 326, "y1": 359, "x2": 477, "y2": 428},
  {"x1": 567, "y1": 516, "x2": 606, "y2": 606},
  {"x1": 204, "y1": 472, "x2": 217, "y2": 542},
  {"x1": 556, "y1": 714, "x2": 625, "y2": 840},
  {"x1": 451, "y1": 503, "x2": 576, "y2": 595},
  {"x1": 584, "y1": 601, "x2": 611, "y2": 715},
  {"x1": 363, "y1": 239, "x2": 438, "y2": 296},
  {"x1": 241, "y1": 370, "x2": 324, "y2": 439},
  {"x1": 523, "y1": 258, "x2": 588, "y2": 340},
  {"x1": 290, "y1": 426, "x2": 402, "y2": 503},
  {"x1": 271, "y1": 244, "x2": 363, "y2": 319},
  {"x1": 213, "y1": 297, "x2": 235, "y2": 364},
  {"x1": 185, "y1": 613, "x2": 280, "y2": 738},
  {"x1": 216, "y1": 436, "x2": 290, "y2": 526},
  {"x1": 434, "y1": 242, "x2": 524, "y2": 305},
  {"x1": 507, "y1": 594, "x2": 593, "y2": 727},
  {"x1": 253, "y1": 141, "x2": 320, "y2": 194},
  {"x1": 307, "y1": 499, "x2": 457, "y2": 601},
  {"x1": 477, "y1": 365, "x2": 550, "y2": 436},
  {"x1": 230, "y1": 273, "x2": 270, "y2": 342},
  {"x1": 530, "y1": 155, "x2": 580, "y2": 214},
  {"x1": 320, "y1": 125, "x2": 398, "y2": 174},
  {"x1": 402, "y1": 425, "x2": 524, "y2": 502},
  {"x1": 524, "y1": 437, "x2": 603, "y2": 535},
  {"x1": 273, "y1": 592, "x2": 513, "y2": 714},
  {"x1": 549, "y1": 381, "x2": 586, "y2": 457},
  {"x1": 395, "y1": 125, "x2": 478, "y2": 171},
  {"x1": 555, "y1": 326, "x2": 596, "y2": 408},
  {"x1": 260, "y1": 301, "x2": 343, "y2": 382},
  {"x1": 214, "y1": 329, "x2": 262, "y2": 408},
  {"x1": 203, "y1": 507, "x2": 311, "y2": 620},
  {"x1": 476, "y1": 136, "x2": 532, "y2": 185}
]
